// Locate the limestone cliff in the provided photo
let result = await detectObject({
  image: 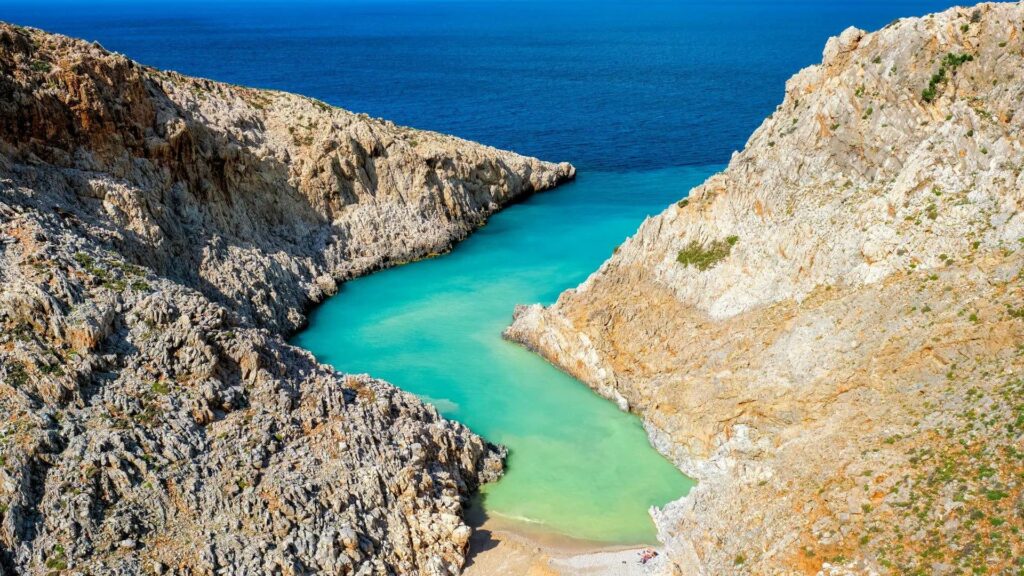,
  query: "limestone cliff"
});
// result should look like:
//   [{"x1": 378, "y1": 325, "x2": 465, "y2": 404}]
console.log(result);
[
  {"x1": 0, "y1": 23, "x2": 573, "y2": 334},
  {"x1": 0, "y1": 23, "x2": 572, "y2": 575},
  {"x1": 508, "y1": 3, "x2": 1024, "y2": 574}
]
